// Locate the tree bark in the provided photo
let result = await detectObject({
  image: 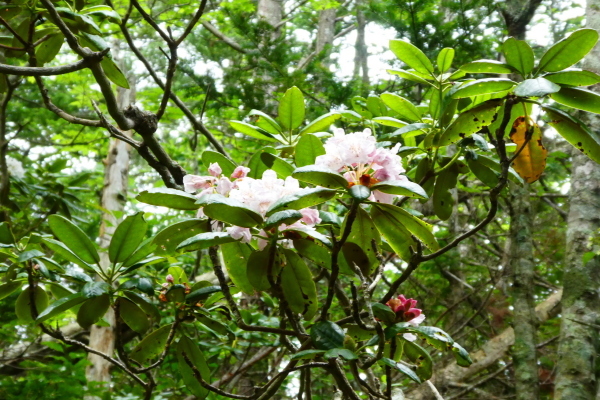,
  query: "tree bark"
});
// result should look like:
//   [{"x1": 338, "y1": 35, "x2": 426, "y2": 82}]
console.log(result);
[
  {"x1": 508, "y1": 182, "x2": 539, "y2": 400},
  {"x1": 554, "y1": 3, "x2": 600, "y2": 396},
  {"x1": 258, "y1": 0, "x2": 283, "y2": 40},
  {"x1": 353, "y1": 0, "x2": 369, "y2": 88},
  {"x1": 500, "y1": 0, "x2": 543, "y2": 39},
  {"x1": 85, "y1": 56, "x2": 135, "y2": 390}
]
